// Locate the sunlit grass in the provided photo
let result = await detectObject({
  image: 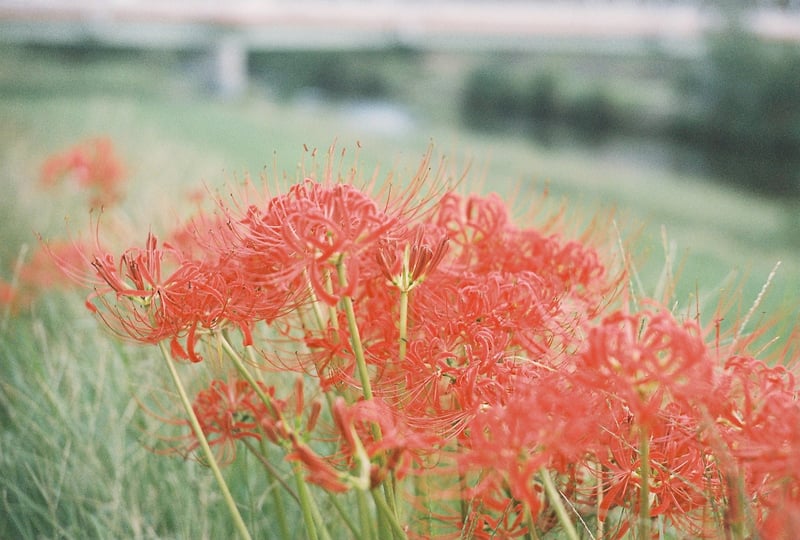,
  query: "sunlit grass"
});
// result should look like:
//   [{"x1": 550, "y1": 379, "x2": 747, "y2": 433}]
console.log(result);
[{"x1": 1, "y1": 298, "x2": 230, "y2": 539}]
